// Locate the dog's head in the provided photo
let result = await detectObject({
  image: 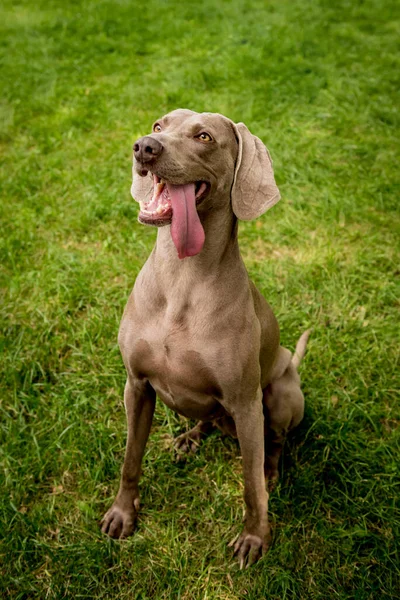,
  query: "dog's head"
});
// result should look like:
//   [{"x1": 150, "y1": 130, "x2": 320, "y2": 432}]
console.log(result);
[{"x1": 131, "y1": 109, "x2": 280, "y2": 258}]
